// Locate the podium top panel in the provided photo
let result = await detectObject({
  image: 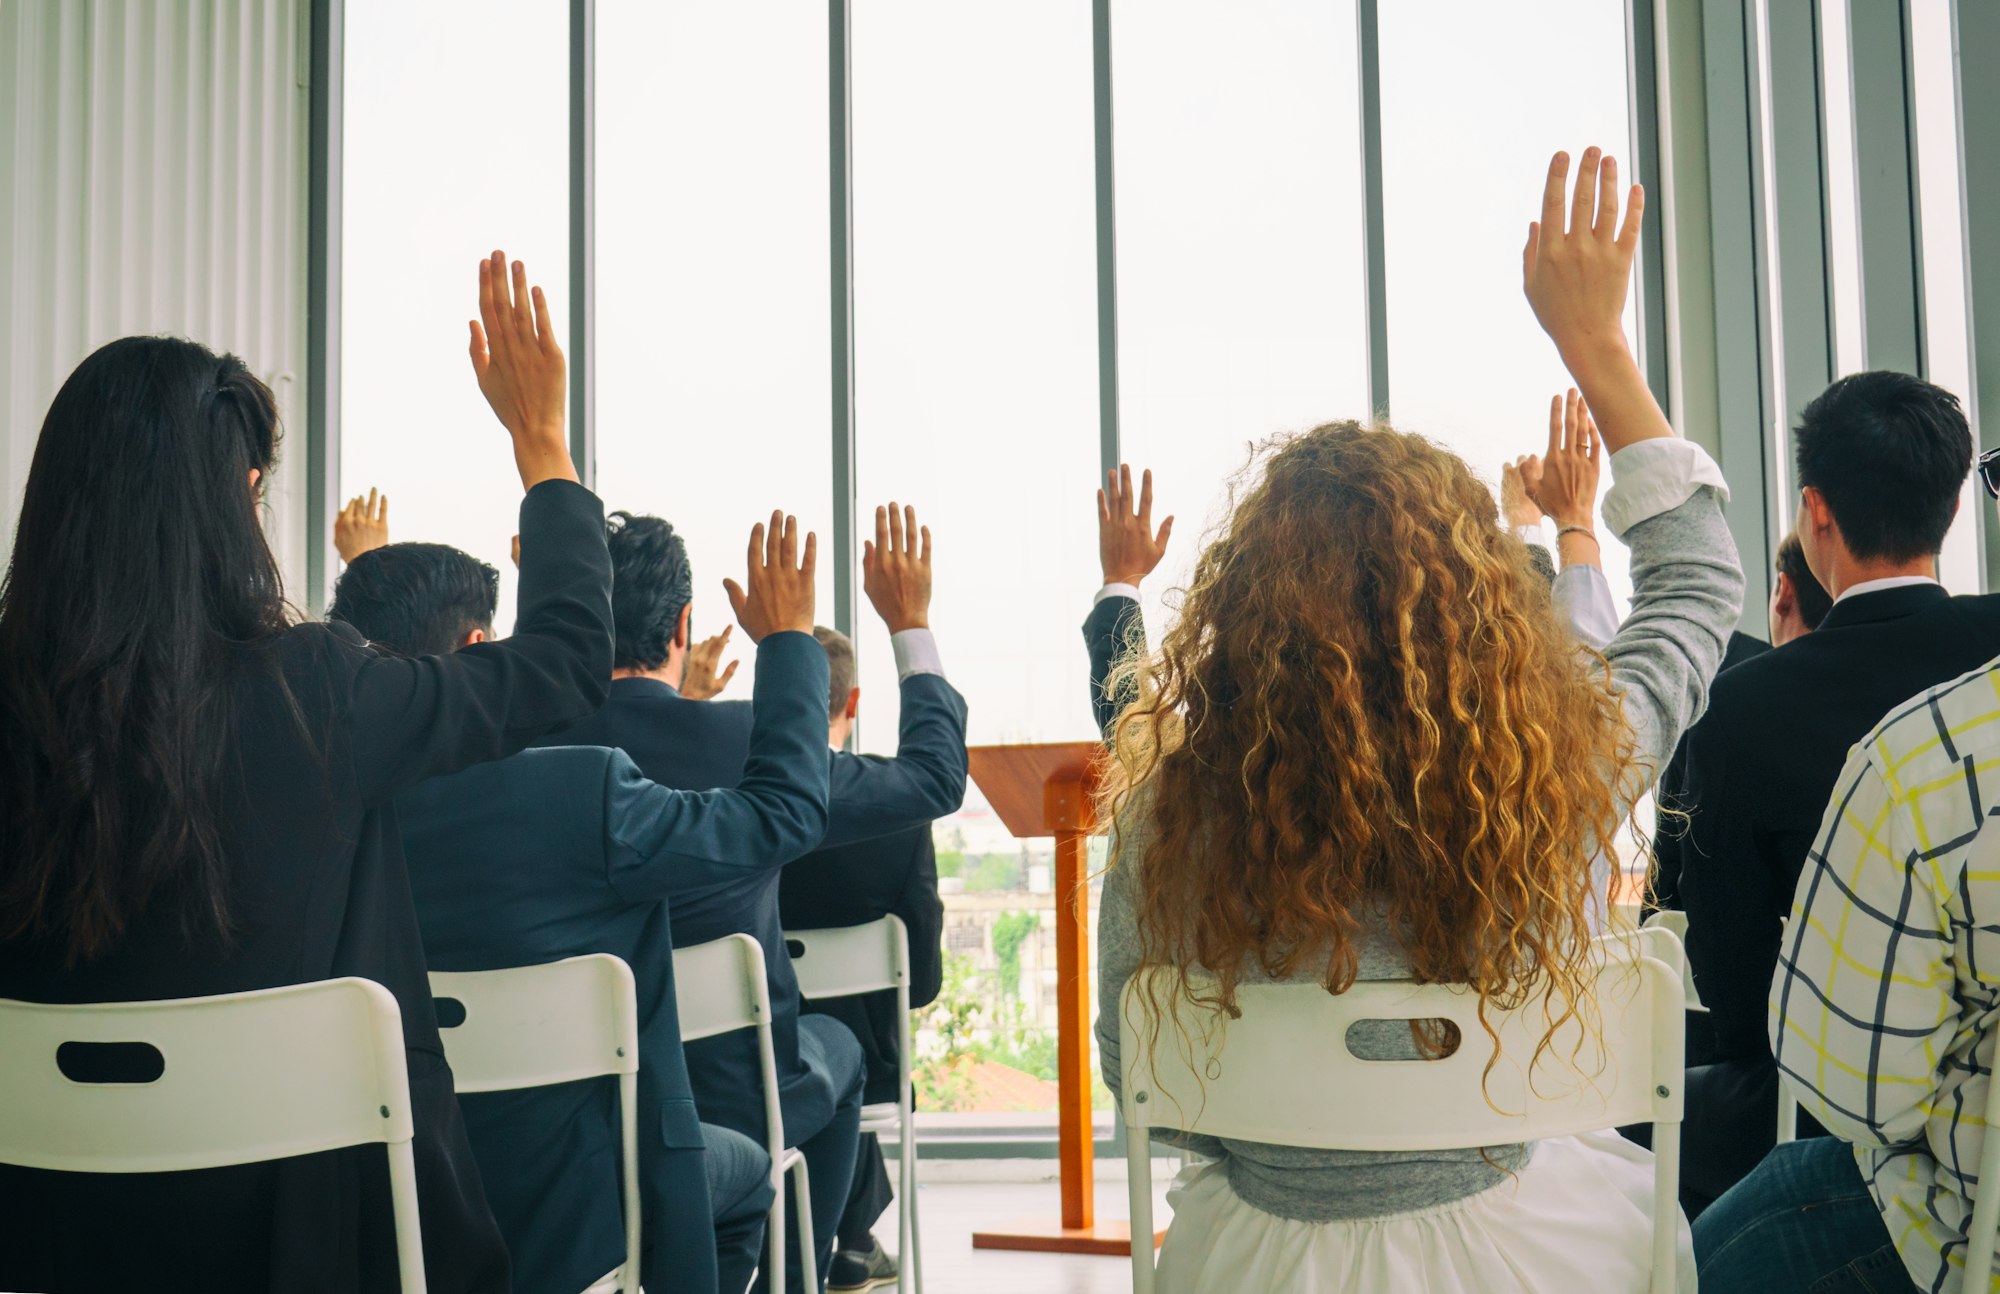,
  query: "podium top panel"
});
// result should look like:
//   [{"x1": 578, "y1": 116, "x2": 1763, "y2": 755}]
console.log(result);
[{"x1": 967, "y1": 741, "x2": 1105, "y2": 838}]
